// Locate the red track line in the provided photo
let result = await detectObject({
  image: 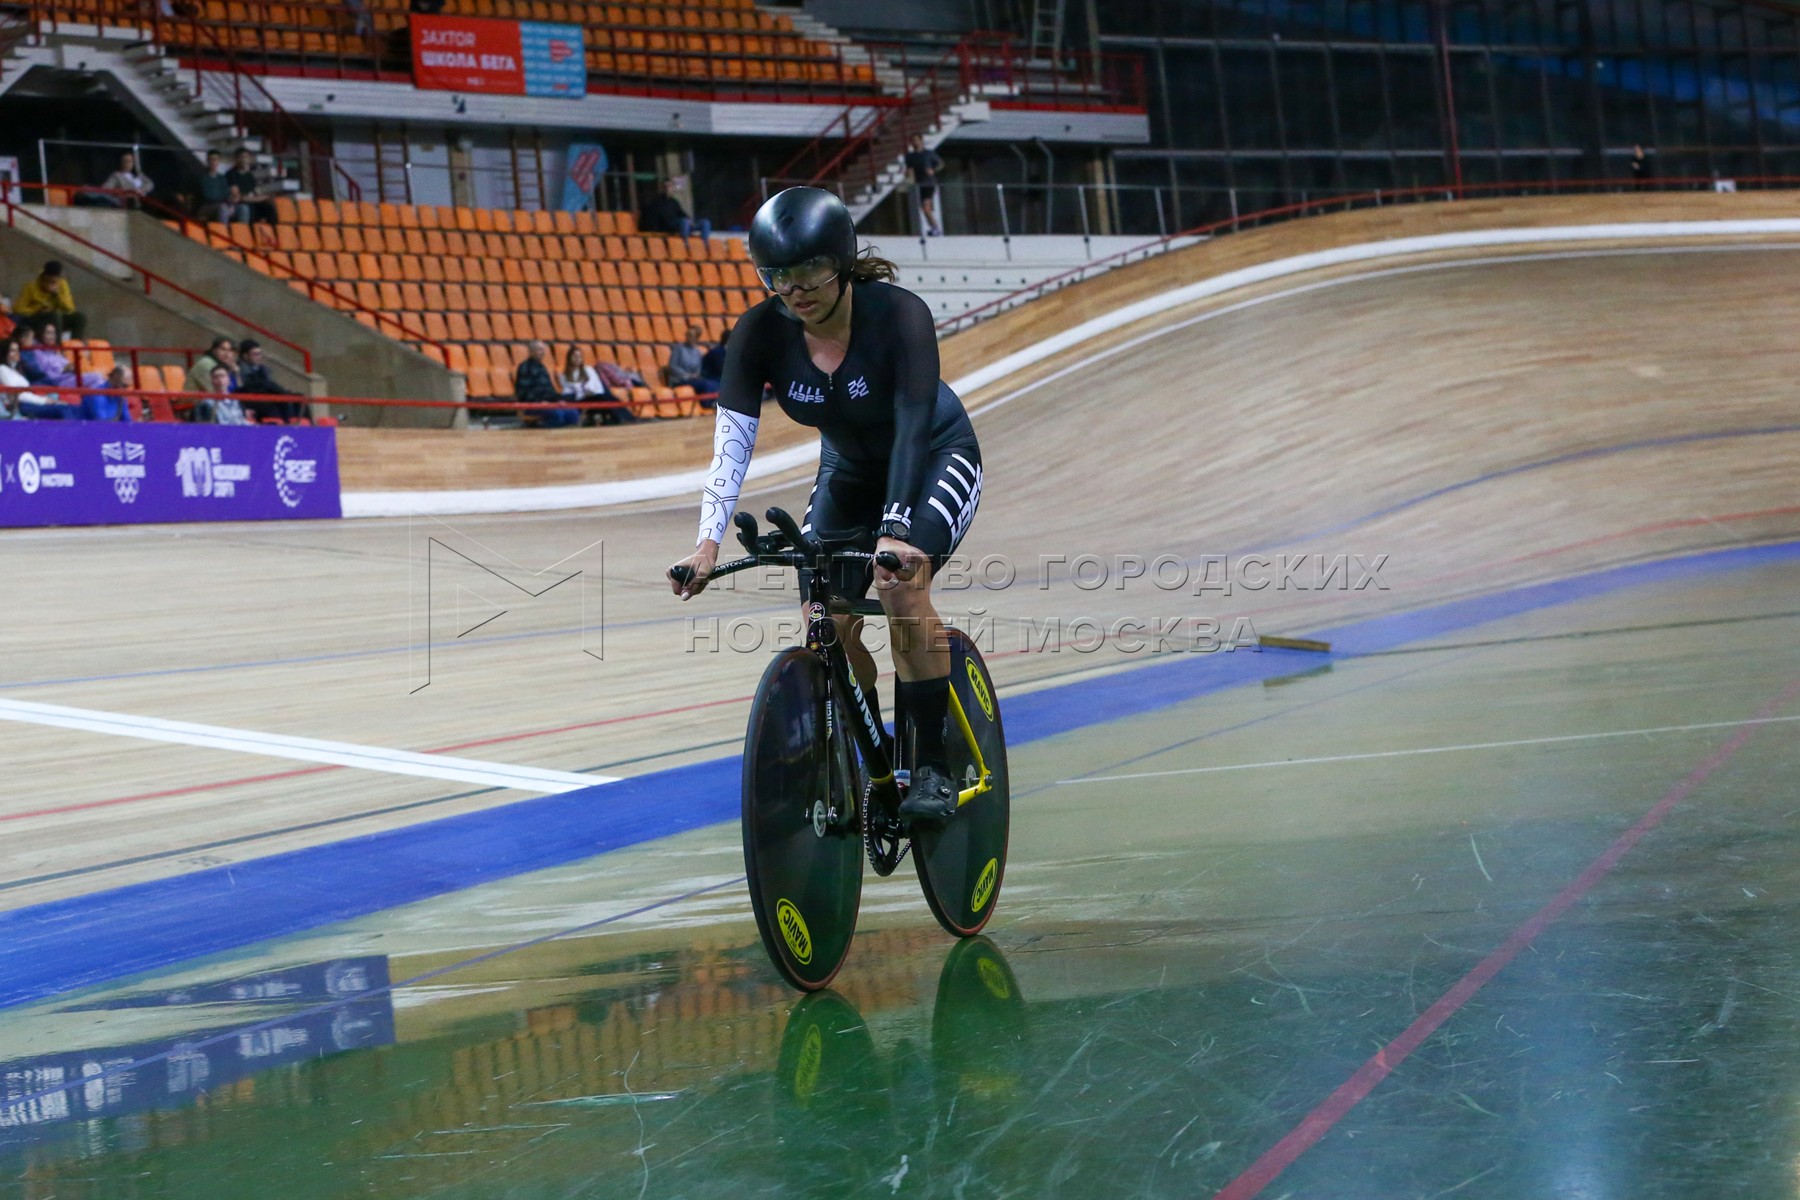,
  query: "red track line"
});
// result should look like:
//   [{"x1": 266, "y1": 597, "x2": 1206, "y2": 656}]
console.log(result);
[
  {"x1": 1211, "y1": 674, "x2": 1800, "y2": 1200},
  {"x1": 4, "y1": 693, "x2": 756, "y2": 824},
  {"x1": 427, "y1": 692, "x2": 752, "y2": 753},
  {"x1": 1, "y1": 764, "x2": 337, "y2": 824}
]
